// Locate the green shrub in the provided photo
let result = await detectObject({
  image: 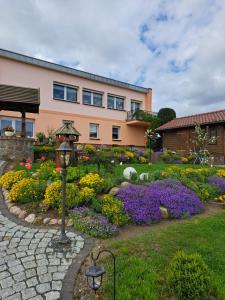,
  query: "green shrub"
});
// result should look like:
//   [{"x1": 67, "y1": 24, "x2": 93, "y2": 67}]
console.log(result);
[
  {"x1": 167, "y1": 251, "x2": 211, "y2": 300},
  {"x1": 33, "y1": 145, "x2": 56, "y2": 160},
  {"x1": 0, "y1": 170, "x2": 28, "y2": 190},
  {"x1": 43, "y1": 180, "x2": 80, "y2": 212},
  {"x1": 9, "y1": 178, "x2": 46, "y2": 204}
]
